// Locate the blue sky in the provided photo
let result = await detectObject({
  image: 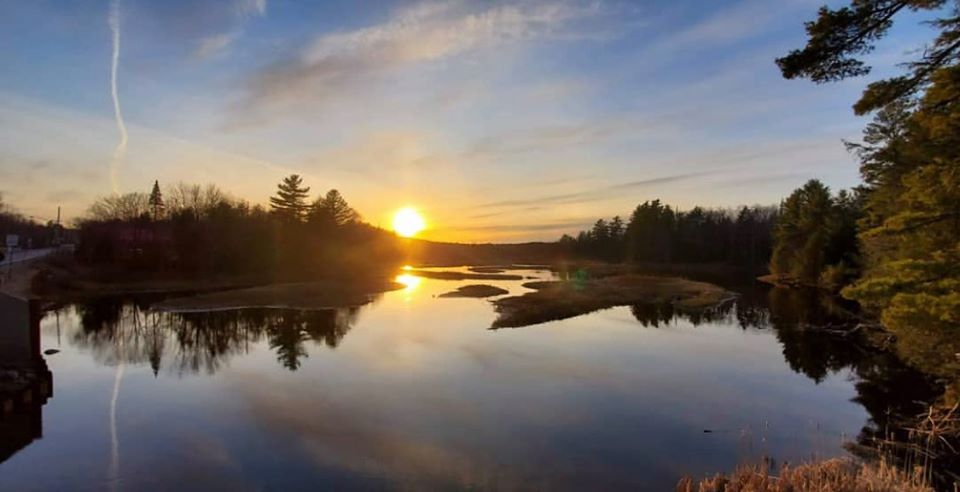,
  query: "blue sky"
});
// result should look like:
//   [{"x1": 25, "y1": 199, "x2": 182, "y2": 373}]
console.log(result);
[{"x1": 0, "y1": 0, "x2": 940, "y2": 241}]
